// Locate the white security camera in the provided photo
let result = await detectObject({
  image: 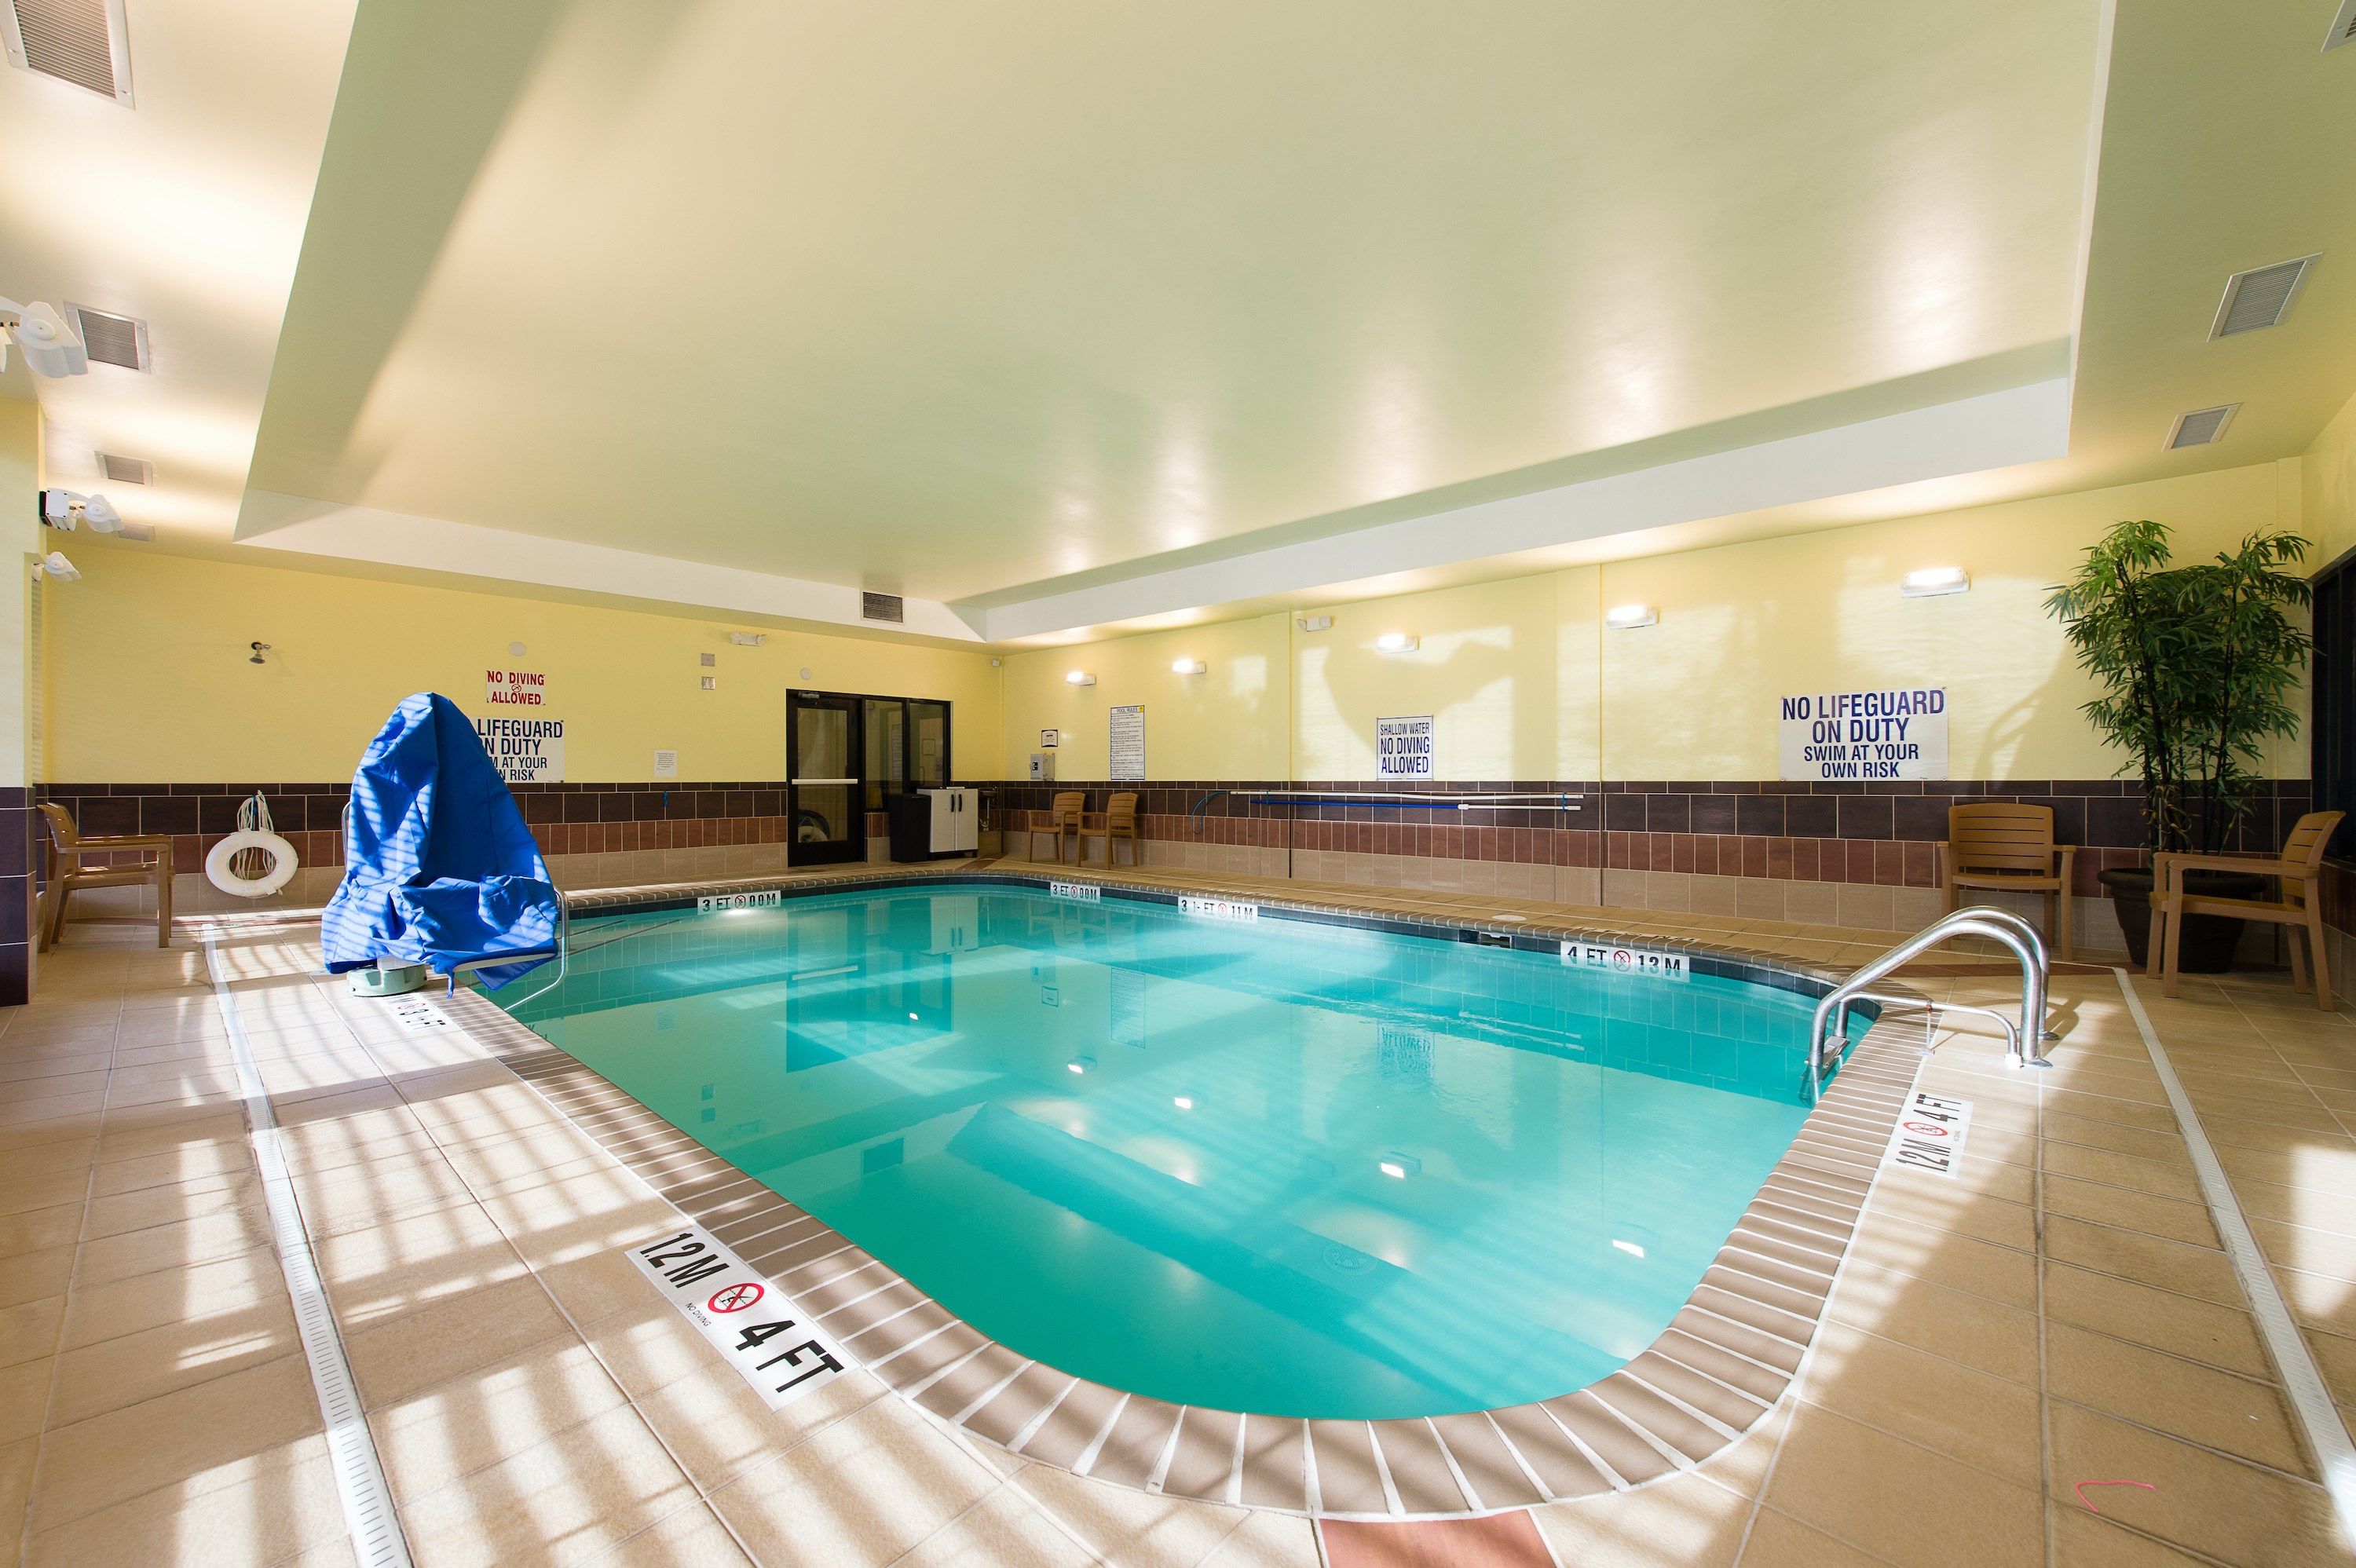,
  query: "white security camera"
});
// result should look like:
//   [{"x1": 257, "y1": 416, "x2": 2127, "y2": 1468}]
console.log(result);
[{"x1": 0, "y1": 298, "x2": 88, "y2": 378}]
